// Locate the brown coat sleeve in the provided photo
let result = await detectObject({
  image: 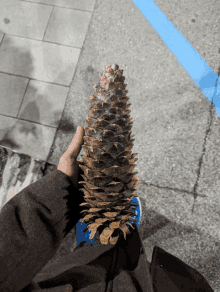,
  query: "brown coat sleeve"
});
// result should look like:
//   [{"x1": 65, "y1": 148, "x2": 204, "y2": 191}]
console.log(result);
[{"x1": 0, "y1": 170, "x2": 84, "y2": 291}]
